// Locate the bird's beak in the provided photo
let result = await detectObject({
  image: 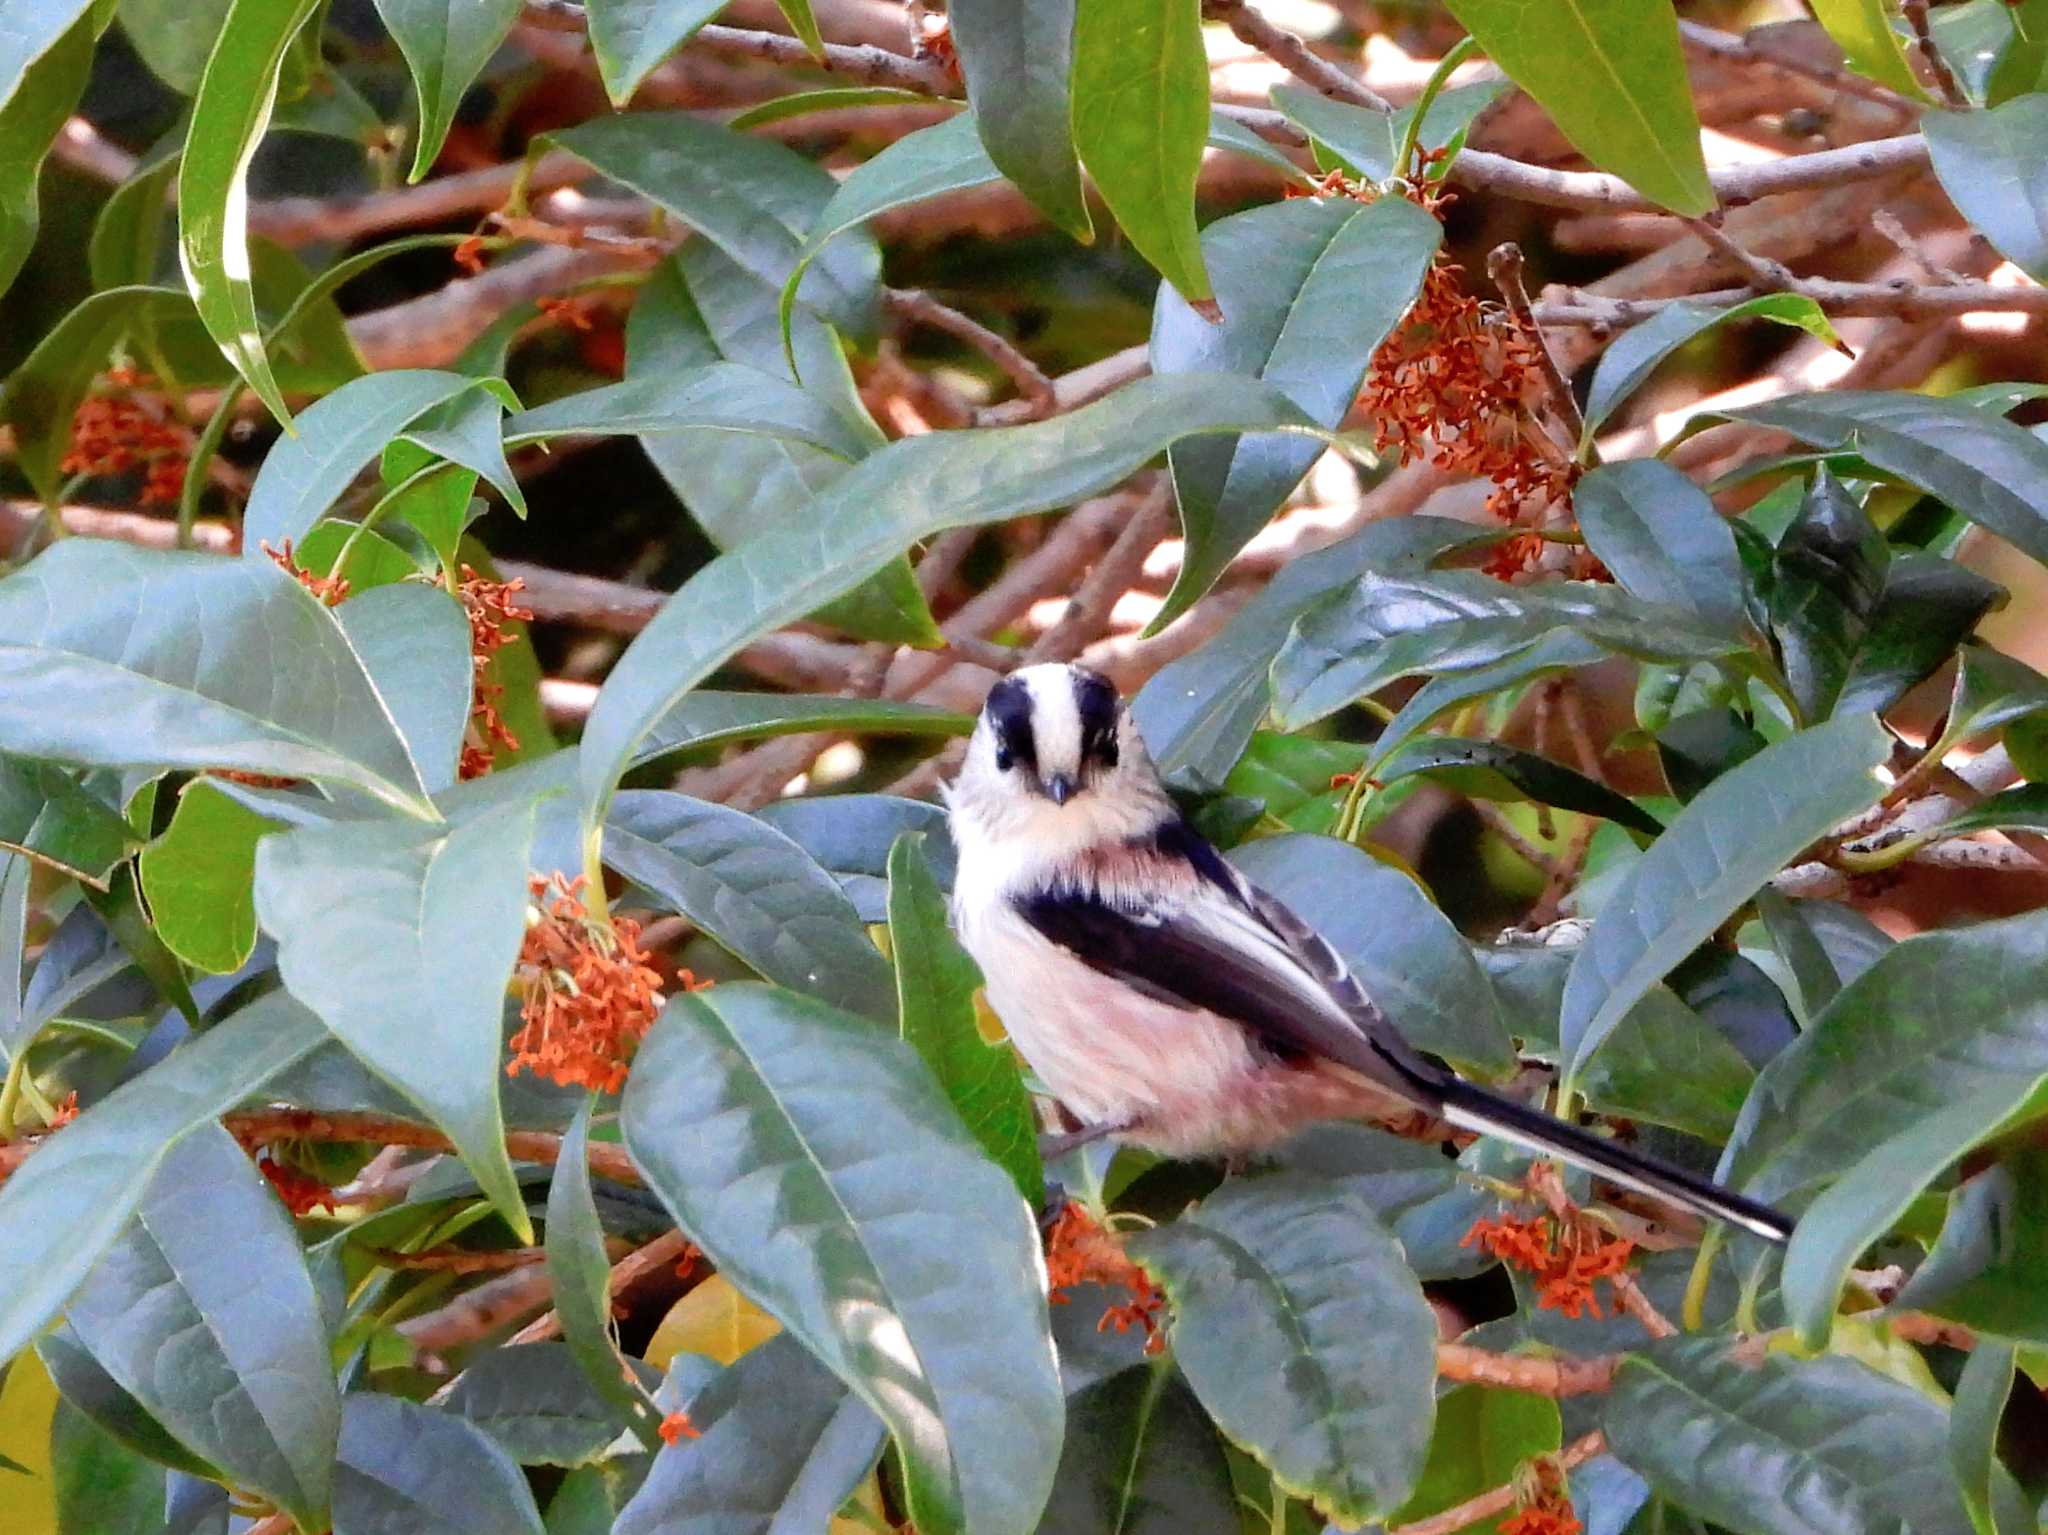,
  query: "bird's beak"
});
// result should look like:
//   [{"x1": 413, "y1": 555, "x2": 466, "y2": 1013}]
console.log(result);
[{"x1": 1045, "y1": 773, "x2": 1076, "y2": 806}]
